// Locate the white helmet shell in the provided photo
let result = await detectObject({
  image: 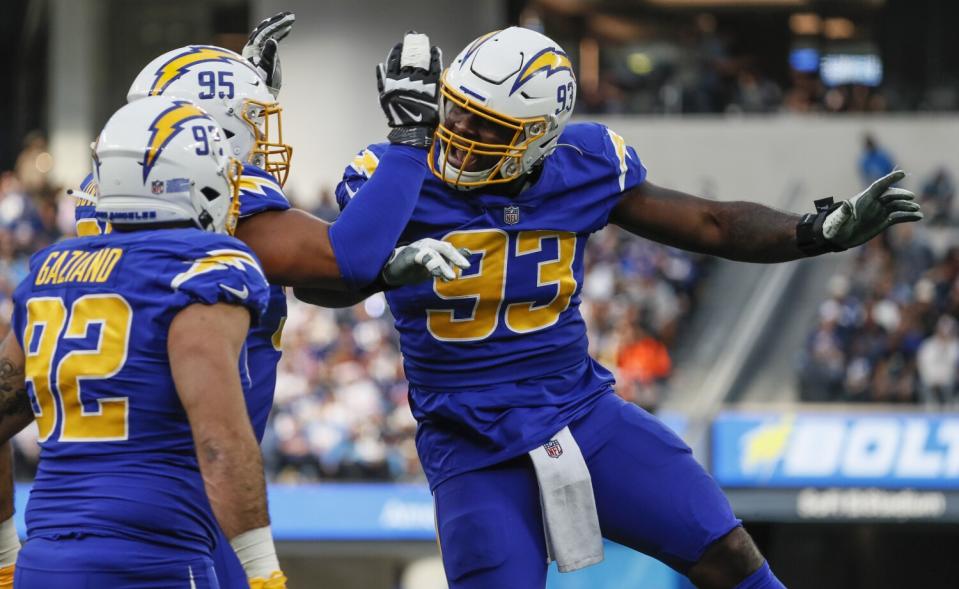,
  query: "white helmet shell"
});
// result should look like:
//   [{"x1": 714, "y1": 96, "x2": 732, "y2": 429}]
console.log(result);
[
  {"x1": 127, "y1": 45, "x2": 291, "y2": 185},
  {"x1": 94, "y1": 95, "x2": 241, "y2": 234},
  {"x1": 432, "y1": 27, "x2": 576, "y2": 189}
]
